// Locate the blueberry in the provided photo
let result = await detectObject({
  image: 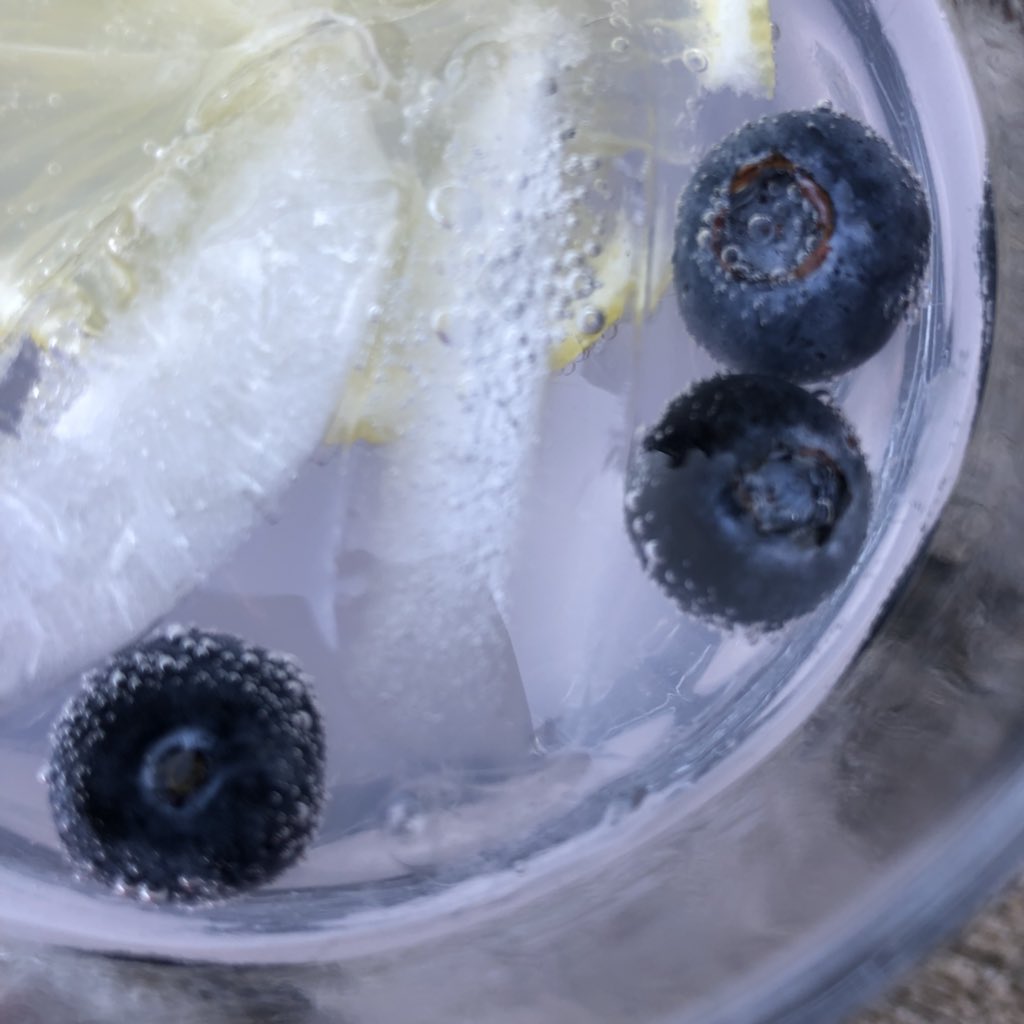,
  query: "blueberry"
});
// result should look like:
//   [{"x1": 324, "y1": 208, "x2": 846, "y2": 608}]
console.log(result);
[
  {"x1": 47, "y1": 626, "x2": 325, "y2": 902},
  {"x1": 625, "y1": 375, "x2": 871, "y2": 627},
  {"x1": 673, "y1": 108, "x2": 931, "y2": 381}
]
